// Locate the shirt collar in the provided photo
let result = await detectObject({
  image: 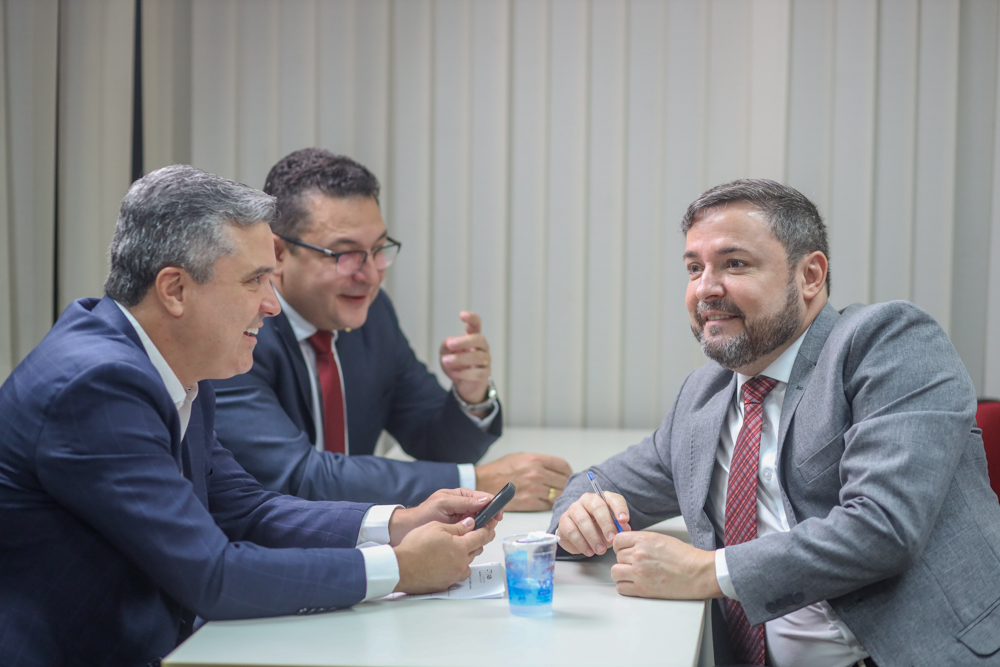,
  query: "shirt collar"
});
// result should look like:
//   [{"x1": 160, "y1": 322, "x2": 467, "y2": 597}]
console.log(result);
[
  {"x1": 275, "y1": 288, "x2": 337, "y2": 344},
  {"x1": 114, "y1": 300, "x2": 197, "y2": 412},
  {"x1": 735, "y1": 325, "x2": 811, "y2": 392}
]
